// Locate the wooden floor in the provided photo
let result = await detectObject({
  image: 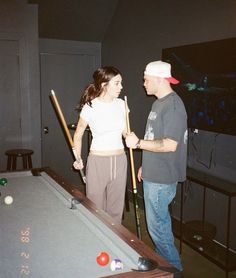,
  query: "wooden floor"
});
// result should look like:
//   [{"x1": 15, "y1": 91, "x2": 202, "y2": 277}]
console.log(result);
[{"x1": 122, "y1": 202, "x2": 236, "y2": 278}]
